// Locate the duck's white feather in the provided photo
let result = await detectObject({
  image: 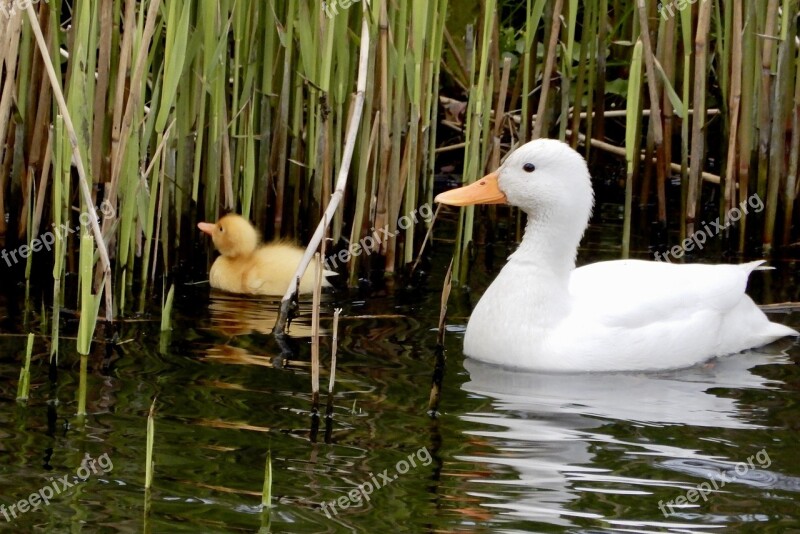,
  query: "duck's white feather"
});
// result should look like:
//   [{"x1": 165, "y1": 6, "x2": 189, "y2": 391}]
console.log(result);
[
  {"x1": 569, "y1": 260, "x2": 760, "y2": 327},
  {"x1": 443, "y1": 139, "x2": 797, "y2": 372}
]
